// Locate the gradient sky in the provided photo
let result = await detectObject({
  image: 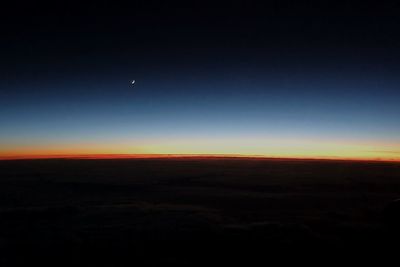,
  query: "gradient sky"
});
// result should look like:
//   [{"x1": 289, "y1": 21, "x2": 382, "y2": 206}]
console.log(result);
[{"x1": 1, "y1": 1, "x2": 400, "y2": 160}]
